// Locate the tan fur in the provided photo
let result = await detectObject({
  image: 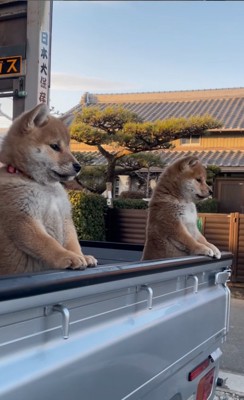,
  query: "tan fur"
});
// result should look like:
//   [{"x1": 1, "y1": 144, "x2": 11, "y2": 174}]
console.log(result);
[
  {"x1": 0, "y1": 104, "x2": 97, "y2": 275},
  {"x1": 142, "y1": 156, "x2": 221, "y2": 261}
]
